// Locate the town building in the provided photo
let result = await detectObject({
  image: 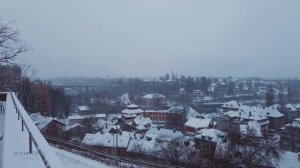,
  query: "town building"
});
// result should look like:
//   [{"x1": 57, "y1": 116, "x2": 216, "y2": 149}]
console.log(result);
[
  {"x1": 75, "y1": 105, "x2": 91, "y2": 115},
  {"x1": 121, "y1": 104, "x2": 144, "y2": 123},
  {"x1": 220, "y1": 100, "x2": 240, "y2": 112},
  {"x1": 30, "y1": 113, "x2": 65, "y2": 136},
  {"x1": 217, "y1": 109, "x2": 269, "y2": 137},
  {"x1": 68, "y1": 113, "x2": 106, "y2": 126},
  {"x1": 194, "y1": 129, "x2": 226, "y2": 157},
  {"x1": 282, "y1": 104, "x2": 299, "y2": 123},
  {"x1": 145, "y1": 127, "x2": 183, "y2": 142},
  {"x1": 280, "y1": 118, "x2": 300, "y2": 152},
  {"x1": 124, "y1": 115, "x2": 152, "y2": 134},
  {"x1": 82, "y1": 131, "x2": 131, "y2": 155},
  {"x1": 184, "y1": 118, "x2": 213, "y2": 134}
]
